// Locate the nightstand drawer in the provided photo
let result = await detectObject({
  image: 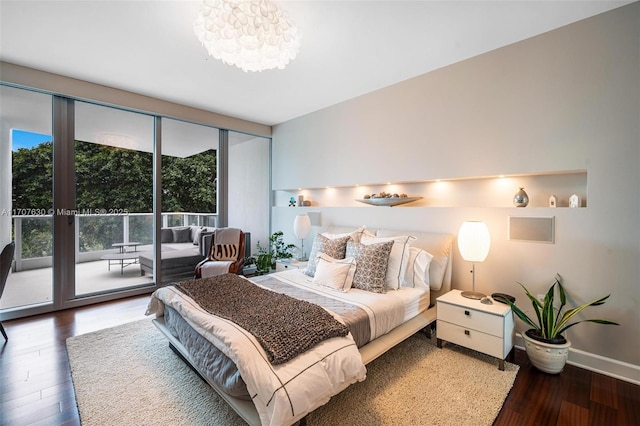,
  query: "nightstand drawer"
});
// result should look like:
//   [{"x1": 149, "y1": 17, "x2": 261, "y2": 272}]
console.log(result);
[
  {"x1": 437, "y1": 321, "x2": 504, "y2": 359},
  {"x1": 437, "y1": 302, "x2": 504, "y2": 337},
  {"x1": 275, "y1": 261, "x2": 307, "y2": 272}
]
